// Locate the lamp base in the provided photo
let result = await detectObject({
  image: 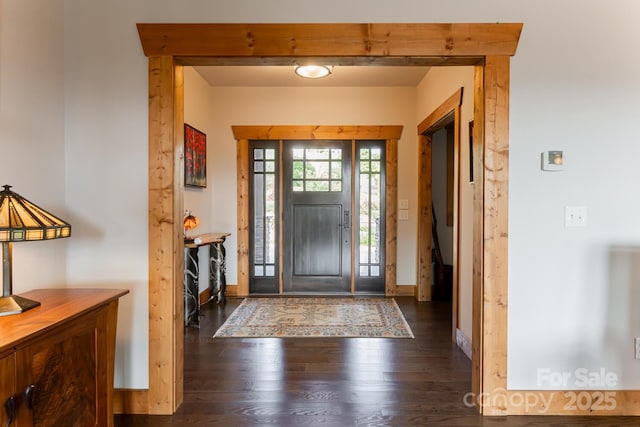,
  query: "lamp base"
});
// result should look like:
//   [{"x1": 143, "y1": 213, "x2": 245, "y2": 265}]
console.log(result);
[{"x1": 0, "y1": 294, "x2": 41, "y2": 316}]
